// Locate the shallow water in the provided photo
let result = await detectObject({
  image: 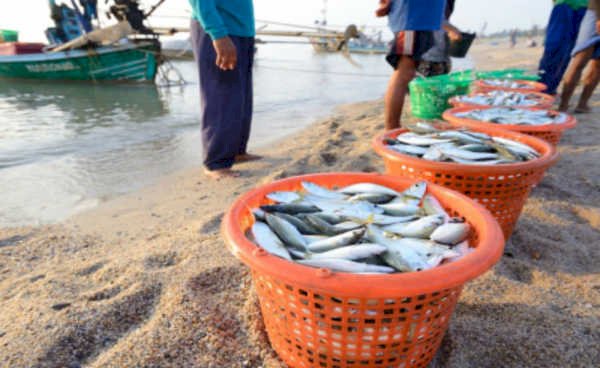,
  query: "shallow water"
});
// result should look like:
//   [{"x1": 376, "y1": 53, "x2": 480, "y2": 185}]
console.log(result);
[{"x1": 0, "y1": 44, "x2": 471, "y2": 226}]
